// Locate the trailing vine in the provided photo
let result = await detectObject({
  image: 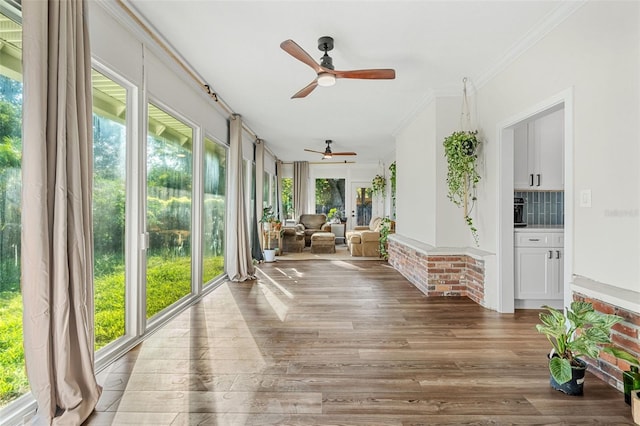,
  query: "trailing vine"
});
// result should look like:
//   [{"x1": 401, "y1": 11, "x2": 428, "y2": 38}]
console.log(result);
[
  {"x1": 443, "y1": 130, "x2": 480, "y2": 245},
  {"x1": 371, "y1": 174, "x2": 386, "y2": 196},
  {"x1": 389, "y1": 161, "x2": 396, "y2": 217},
  {"x1": 378, "y1": 217, "x2": 392, "y2": 260}
]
